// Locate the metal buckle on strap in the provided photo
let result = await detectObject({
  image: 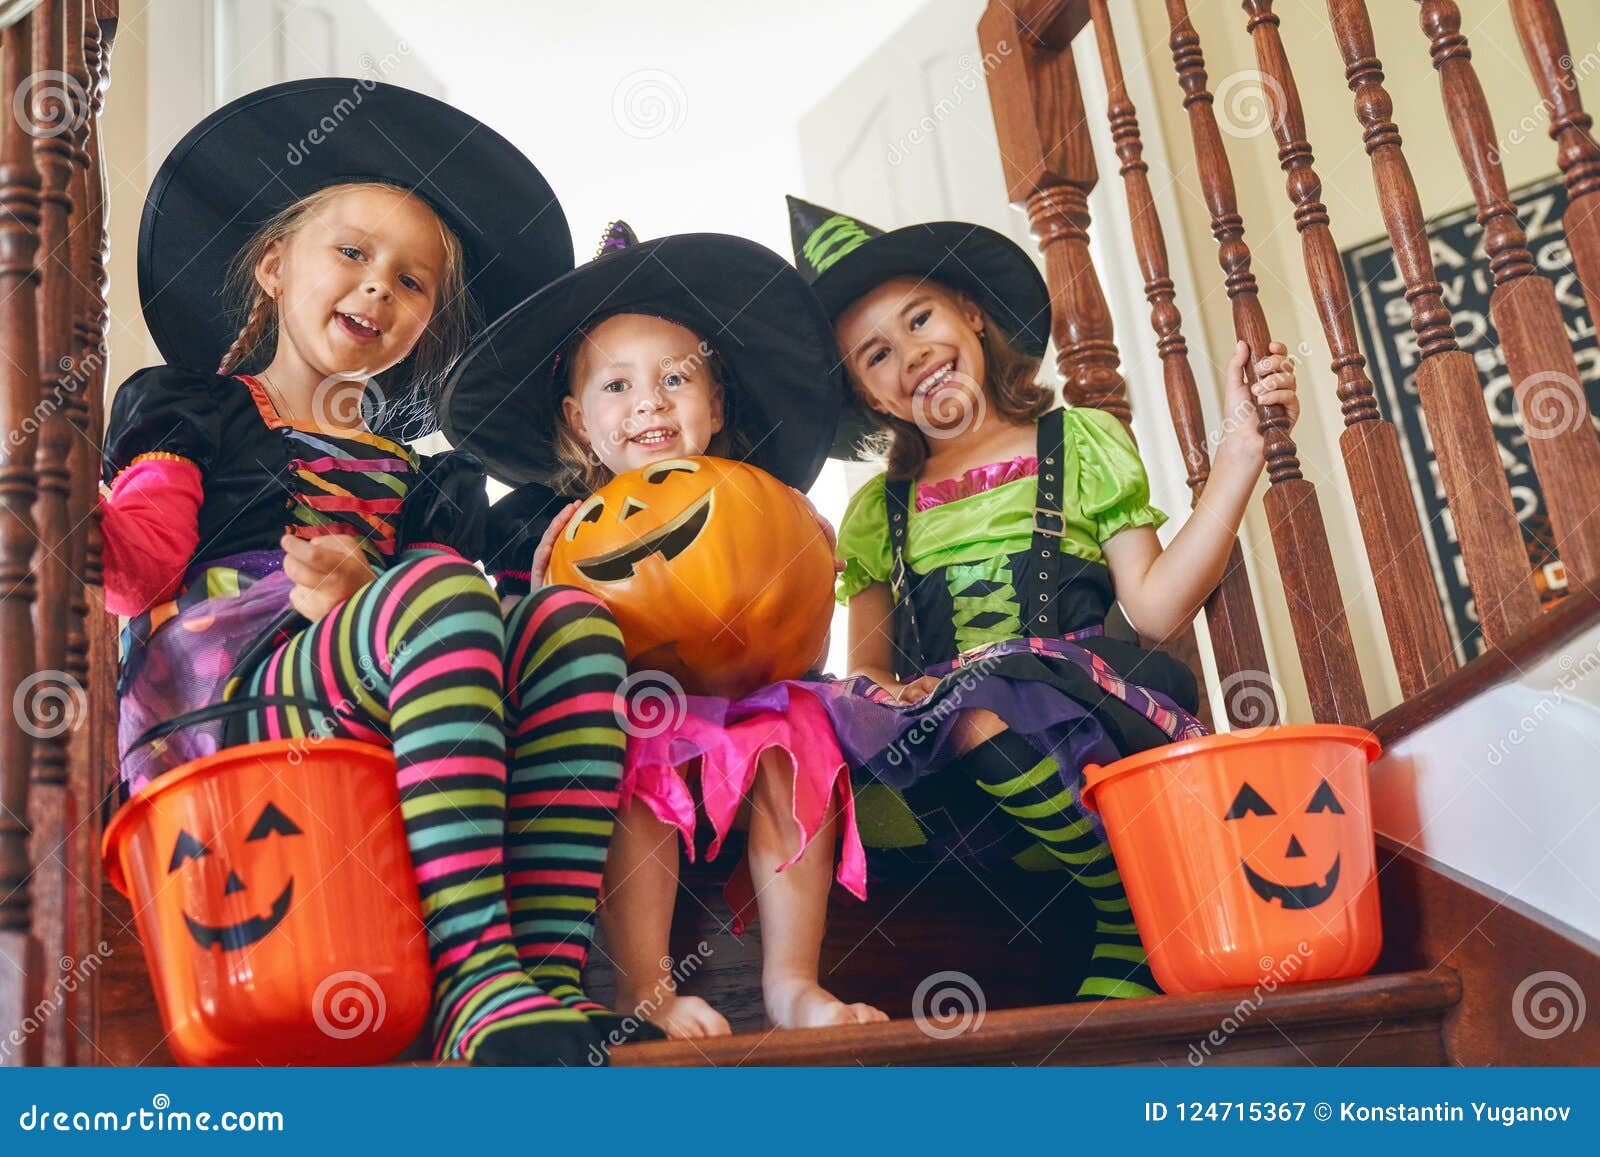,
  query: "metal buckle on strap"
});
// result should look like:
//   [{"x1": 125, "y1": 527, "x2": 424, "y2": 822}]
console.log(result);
[
  {"x1": 1032, "y1": 506, "x2": 1065, "y2": 537},
  {"x1": 890, "y1": 555, "x2": 909, "y2": 599}
]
